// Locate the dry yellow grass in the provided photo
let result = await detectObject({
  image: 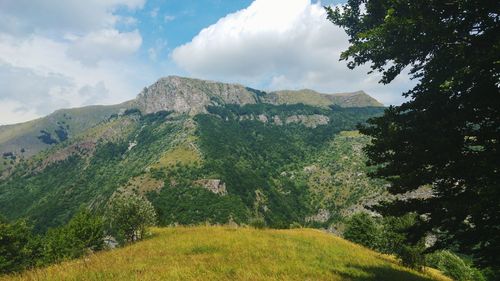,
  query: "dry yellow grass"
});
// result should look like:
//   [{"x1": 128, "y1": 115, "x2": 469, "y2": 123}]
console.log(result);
[
  {"x1": 151, "y1": 142, "x2": 201, "y2": 169},
  {"x1": 1, "y1": 227, "x2": 451, "y2": 281}
]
